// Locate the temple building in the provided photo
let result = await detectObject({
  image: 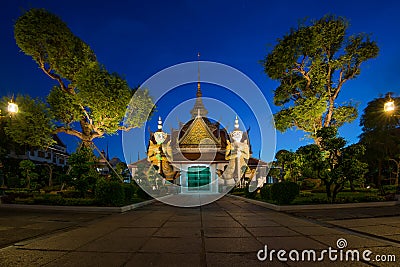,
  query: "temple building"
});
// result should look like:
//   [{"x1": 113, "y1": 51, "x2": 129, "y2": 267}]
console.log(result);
[{"x1": 129, "y1": 78, "x2": 269, "y2": 194}]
